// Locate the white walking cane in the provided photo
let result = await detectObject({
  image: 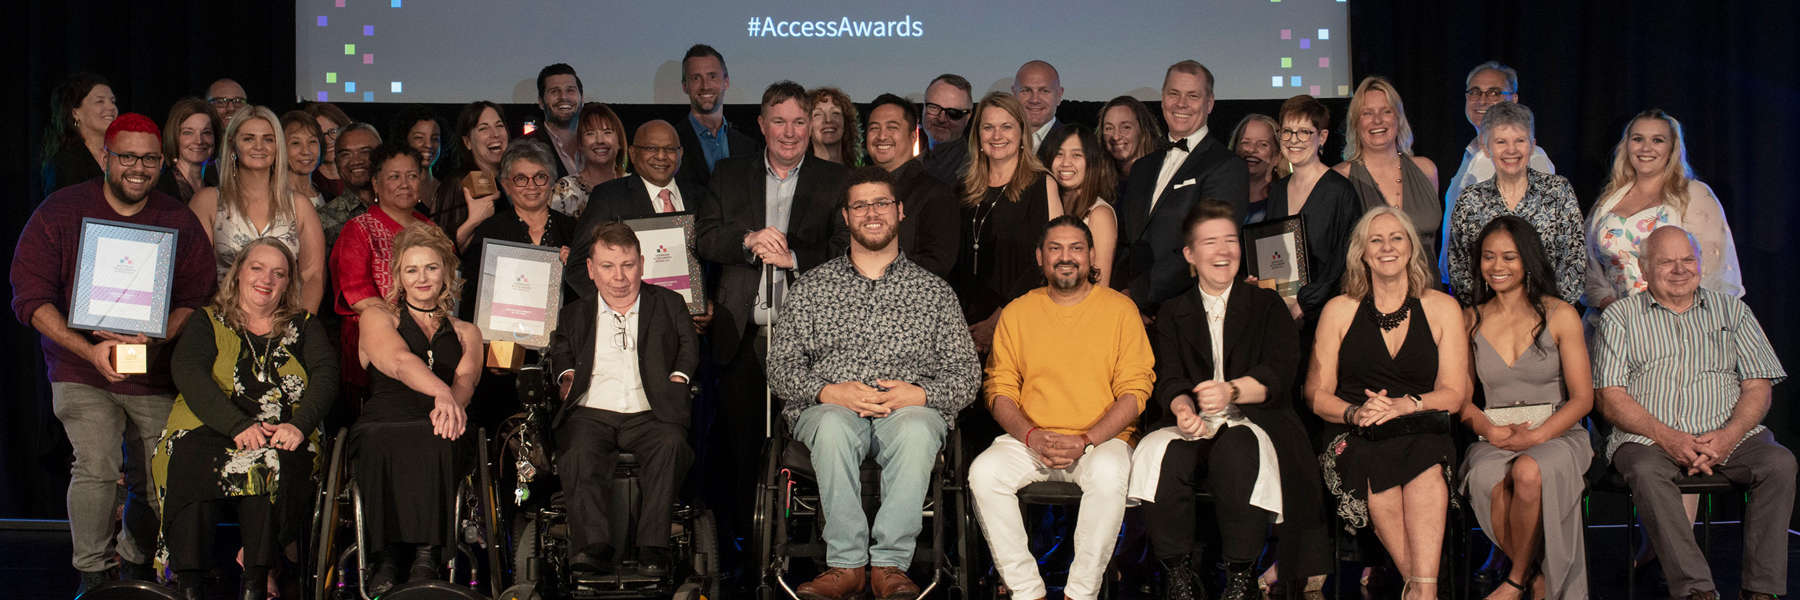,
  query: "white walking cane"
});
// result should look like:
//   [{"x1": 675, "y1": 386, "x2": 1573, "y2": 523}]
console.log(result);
[{"x1": 763, "y1": 262, "x2": 779, "y2": 439}]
